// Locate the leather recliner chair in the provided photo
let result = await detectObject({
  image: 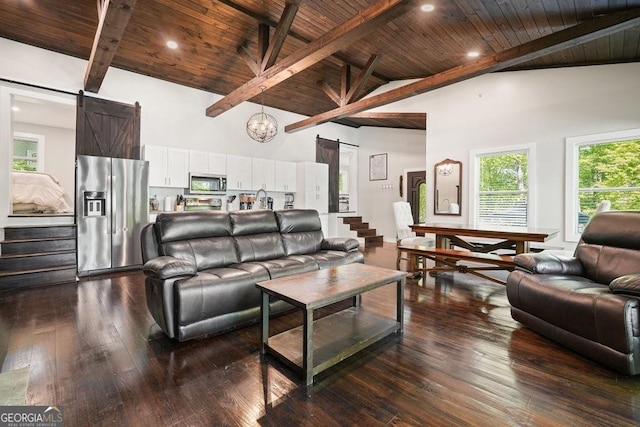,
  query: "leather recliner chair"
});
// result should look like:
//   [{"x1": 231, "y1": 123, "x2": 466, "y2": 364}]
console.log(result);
[{"x1": 507, "y1": 211, "x2": 640, "y2": 375}]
